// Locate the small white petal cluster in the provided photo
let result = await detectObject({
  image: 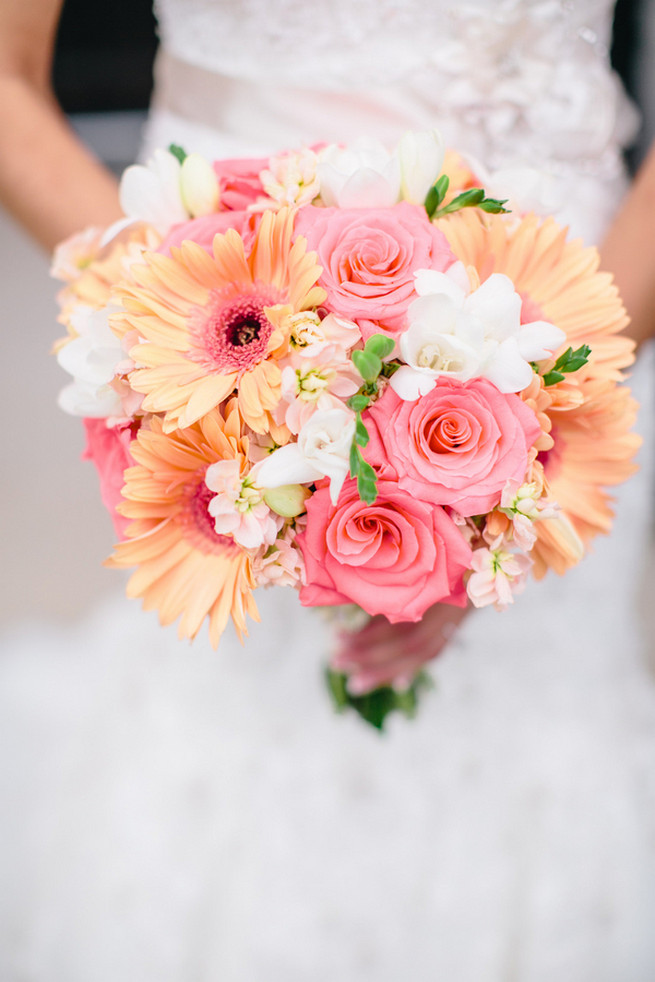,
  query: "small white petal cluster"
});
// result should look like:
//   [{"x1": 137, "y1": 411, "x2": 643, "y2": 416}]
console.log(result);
[
  {"x1": 57, "y1": 305, "x2": 125, "y2": 417},
  {"x1": 467, "y1": 539, "x2": 532, "y2": 610},
  {"x1": 499, "y1": 480, "x2": 559, "y2": 551},
  {"x1": 252, "y1": 524, "x2": 307, "y2": 589},
  {"x1": 390, "y1": 263, "x2": 566, "y2": 400},
  {"x1": 317, "y1": 129, "x2": 444, "y2": 209},
  {"x1": 50, "y1": 227, "x2": 104, "y2": 282},
  {"x1": 288, "y1": 312, "x2": 361, "y2": 360},
  {"x1": 205, "y1": 460, "x2": 280, "y2": 550},
  {"x1": 259, "y1": 148, "x2": 321, "y2": 208},
  {"x1": 277, "y1": 352, "x2": 360, "y2": 434}
]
